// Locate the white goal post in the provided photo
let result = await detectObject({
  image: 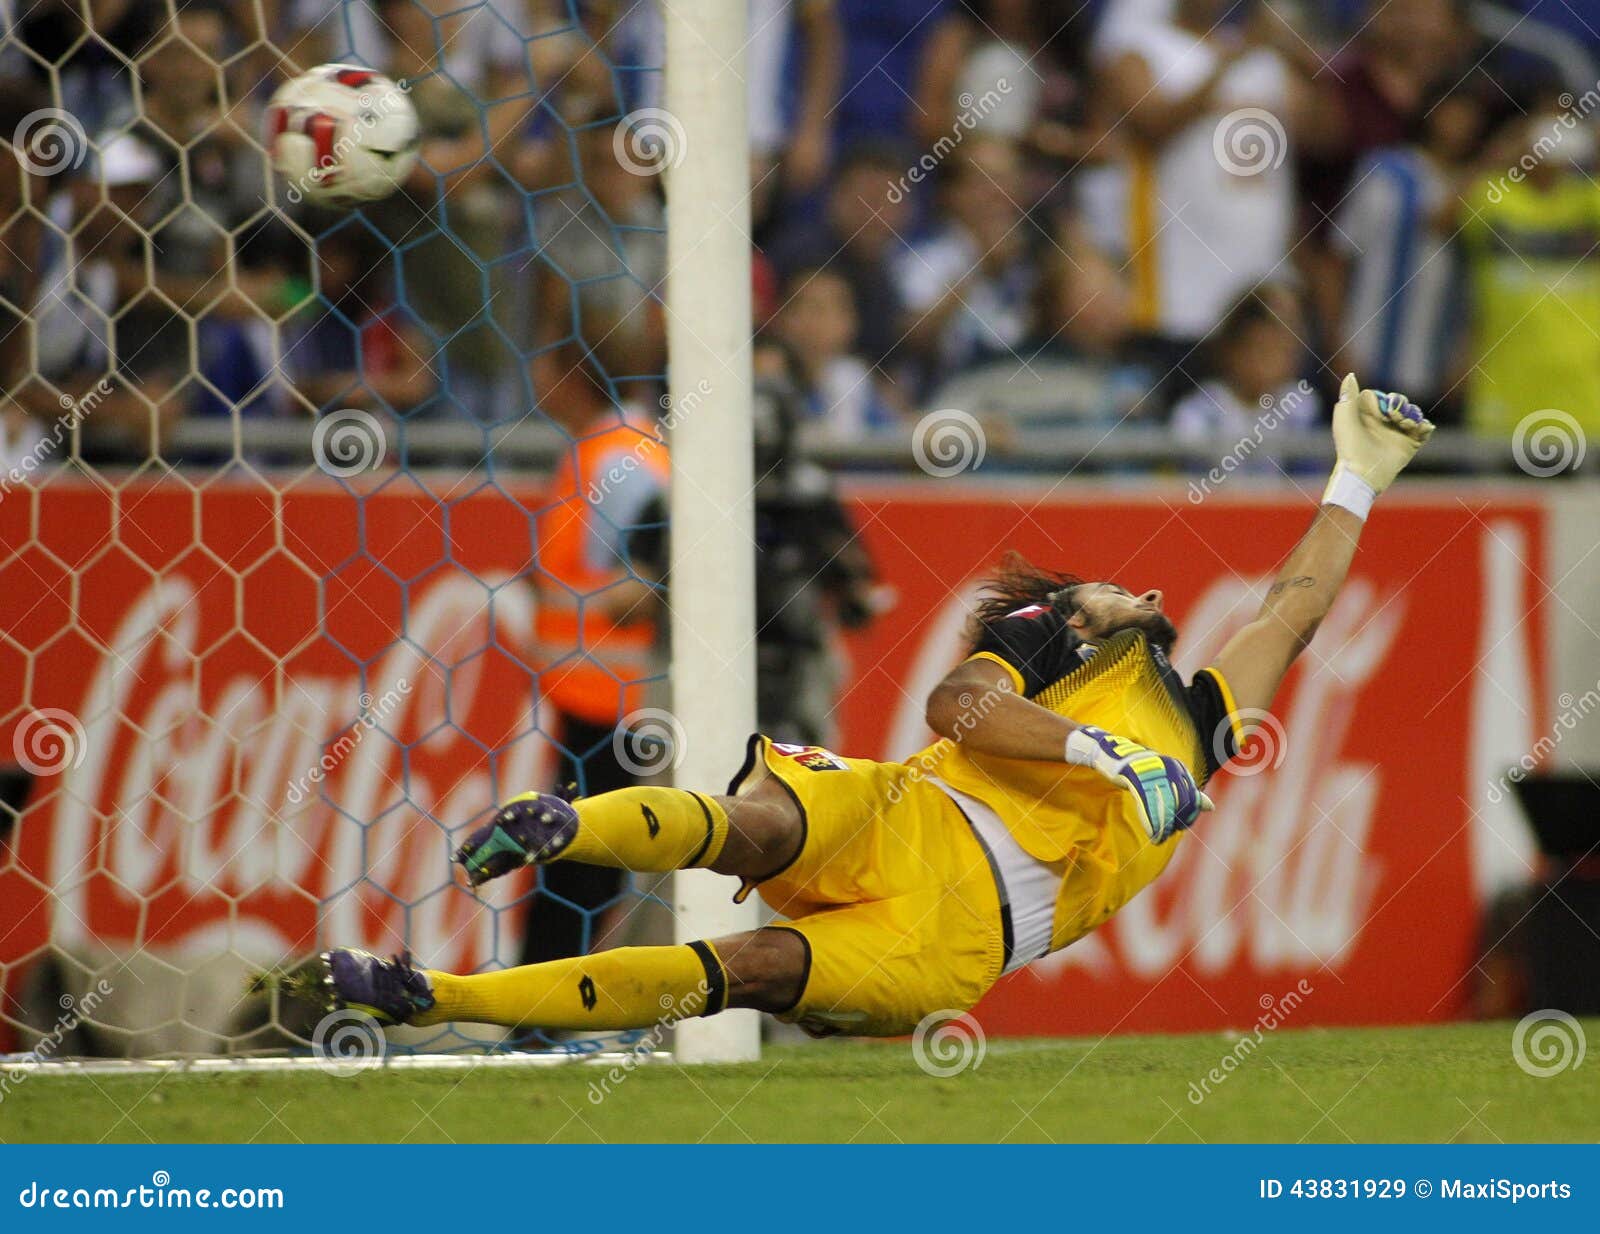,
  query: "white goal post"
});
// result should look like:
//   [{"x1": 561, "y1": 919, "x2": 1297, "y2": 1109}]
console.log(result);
[{"x1": 663, "y1": 1, "x2": 763, "y2": 1062}]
